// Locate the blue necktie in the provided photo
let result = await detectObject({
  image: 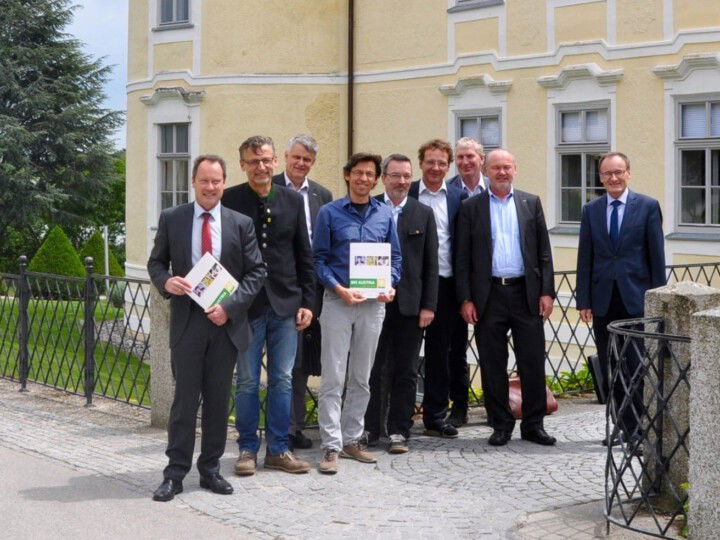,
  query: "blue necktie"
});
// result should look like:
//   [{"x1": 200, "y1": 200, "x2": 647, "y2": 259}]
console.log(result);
[{"x1": 609, "y1": 199, "x2": 621, "y2": 251}]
